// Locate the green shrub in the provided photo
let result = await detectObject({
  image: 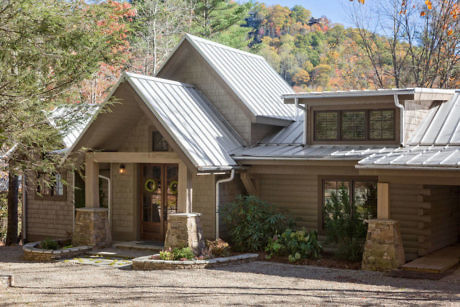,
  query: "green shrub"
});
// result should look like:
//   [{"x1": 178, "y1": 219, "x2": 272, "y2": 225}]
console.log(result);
[
  {"x1": 324, "y1": 186, "x2": 368, "y2": 262},
  {"x1": 39, "y1": 238, "x2": 59, "y2": 250},
  {"x1": 222, "y1": 195, "x2": 294, "y2": 252},
  {"x1": 206, "y1": 239, "x2": 231, "y2": 257},
  {"x1": 265, "y1": 229, "x2": 322, "y2": 262},
  {"x1": 160, "y1": 247, "x2": 194, "y2": 261}
]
